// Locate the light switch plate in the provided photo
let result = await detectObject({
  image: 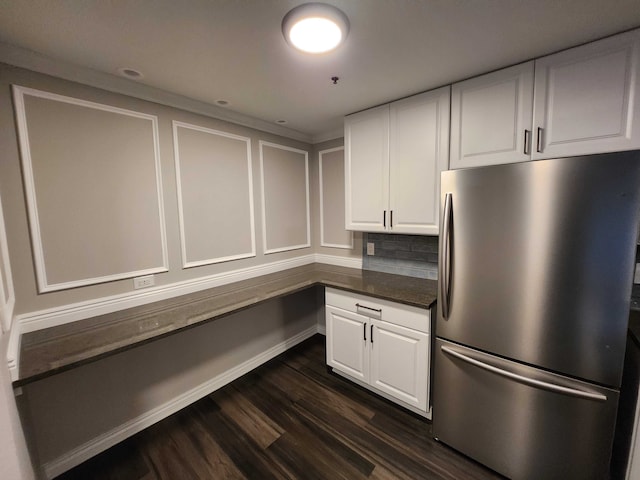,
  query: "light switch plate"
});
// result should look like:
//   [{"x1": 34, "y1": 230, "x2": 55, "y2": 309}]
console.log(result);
[
  {"x1": 634, "y1": 263, "x2": 640, "y2": 284},
  {"x1": 366, "y1": 242, "x2": 375, "y2": 256}
]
